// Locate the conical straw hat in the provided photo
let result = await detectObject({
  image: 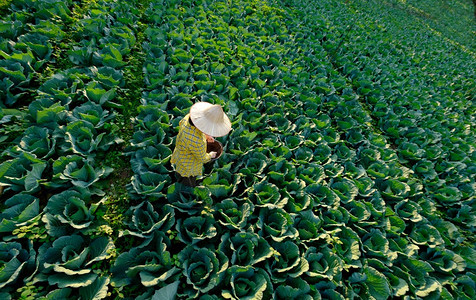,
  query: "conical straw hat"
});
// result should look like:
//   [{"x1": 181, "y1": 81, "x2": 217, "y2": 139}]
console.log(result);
[{"x1": 190, "y1": 102, "x2": 232, "y2": 137}]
